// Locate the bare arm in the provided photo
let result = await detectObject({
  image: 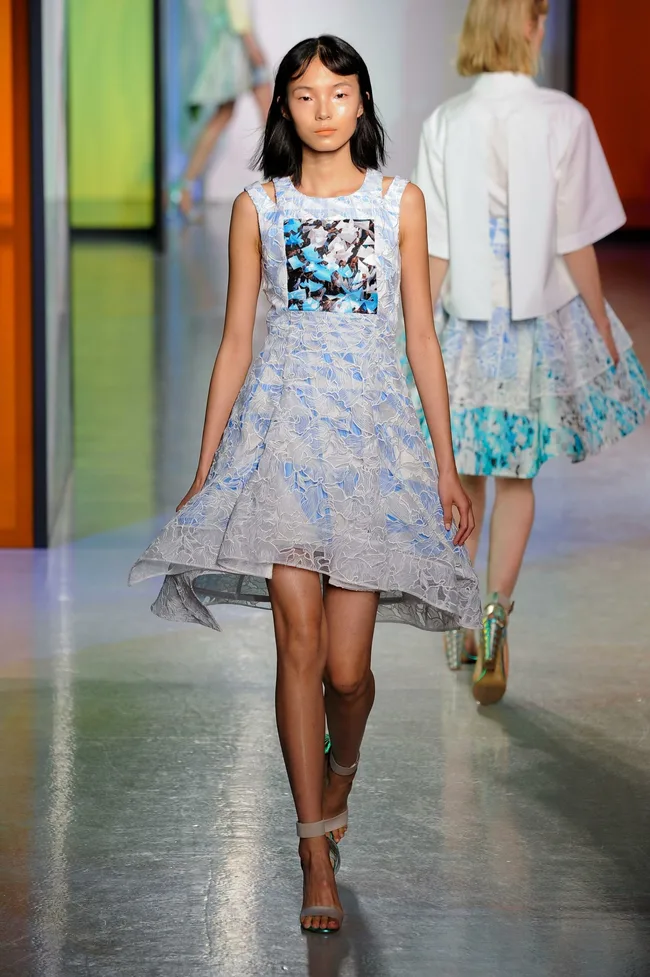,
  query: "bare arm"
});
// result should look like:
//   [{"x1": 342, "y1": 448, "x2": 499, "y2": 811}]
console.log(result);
[
  {"x1": 428, "y1": 255, "x2": 449, "y2": 308},
  {"x1": 400, "y1": 183, "x2": 474, "y2": 545},
  {"x1": 563, "y1": 245, "x2": 619, "y2": 364},
  {"x1": 177, "y1": 191, "x2": 261, "y2": 510}
]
